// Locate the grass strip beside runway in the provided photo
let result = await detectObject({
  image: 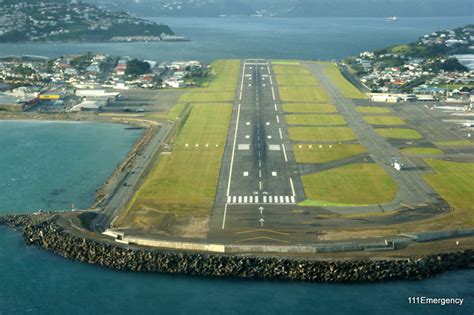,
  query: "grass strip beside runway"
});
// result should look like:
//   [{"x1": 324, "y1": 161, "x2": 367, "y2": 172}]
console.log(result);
[
  {"x1": 179, "y1": 91, "x2": 235, "y2": 103},
  {"x1": 375, "y1": 128, "x2": 423, "y2": 140},
  {"x1": 276, "y1": 75, "x2": 318, "y2": 86},
  {"x1": 301, "y1": 163, "x2": 398, "y2": 205},
  {"x1": 292, "y1": 143, "x2": 367, "y2": 163},
  {"x1": 363, "y1": 115, "x2": 406, "y2": 126},
  {"x1": 288, "y1": 126, "x2": 357, "y2": 142},
  {"x1": 401, "y1": 147, "x2": 443, "y2": 155},
  {"x1": 273, "y1": 64, "x2": 312, "y2": 76},
  {"x1": 423, "y1": 159, "x2": 474, "y2": 225},
  {"x1": 435, "y1": 140, "x2": 473, "y2": 147},
  {"x1": 279, "y1": 86, "x2": 330, "y2": 103},
  {"x1": 322, "y1": 63, "x2": 367, "y2": 99},
  {"x1": 285, "y1": 114, "x2": 346, "y2": 126},
  {"x1": 118, "y1": 103, "x2": 232, "y2": 233},
  {"x1": 282, "y1": 103, "x2": 337, "y2": 113}
]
